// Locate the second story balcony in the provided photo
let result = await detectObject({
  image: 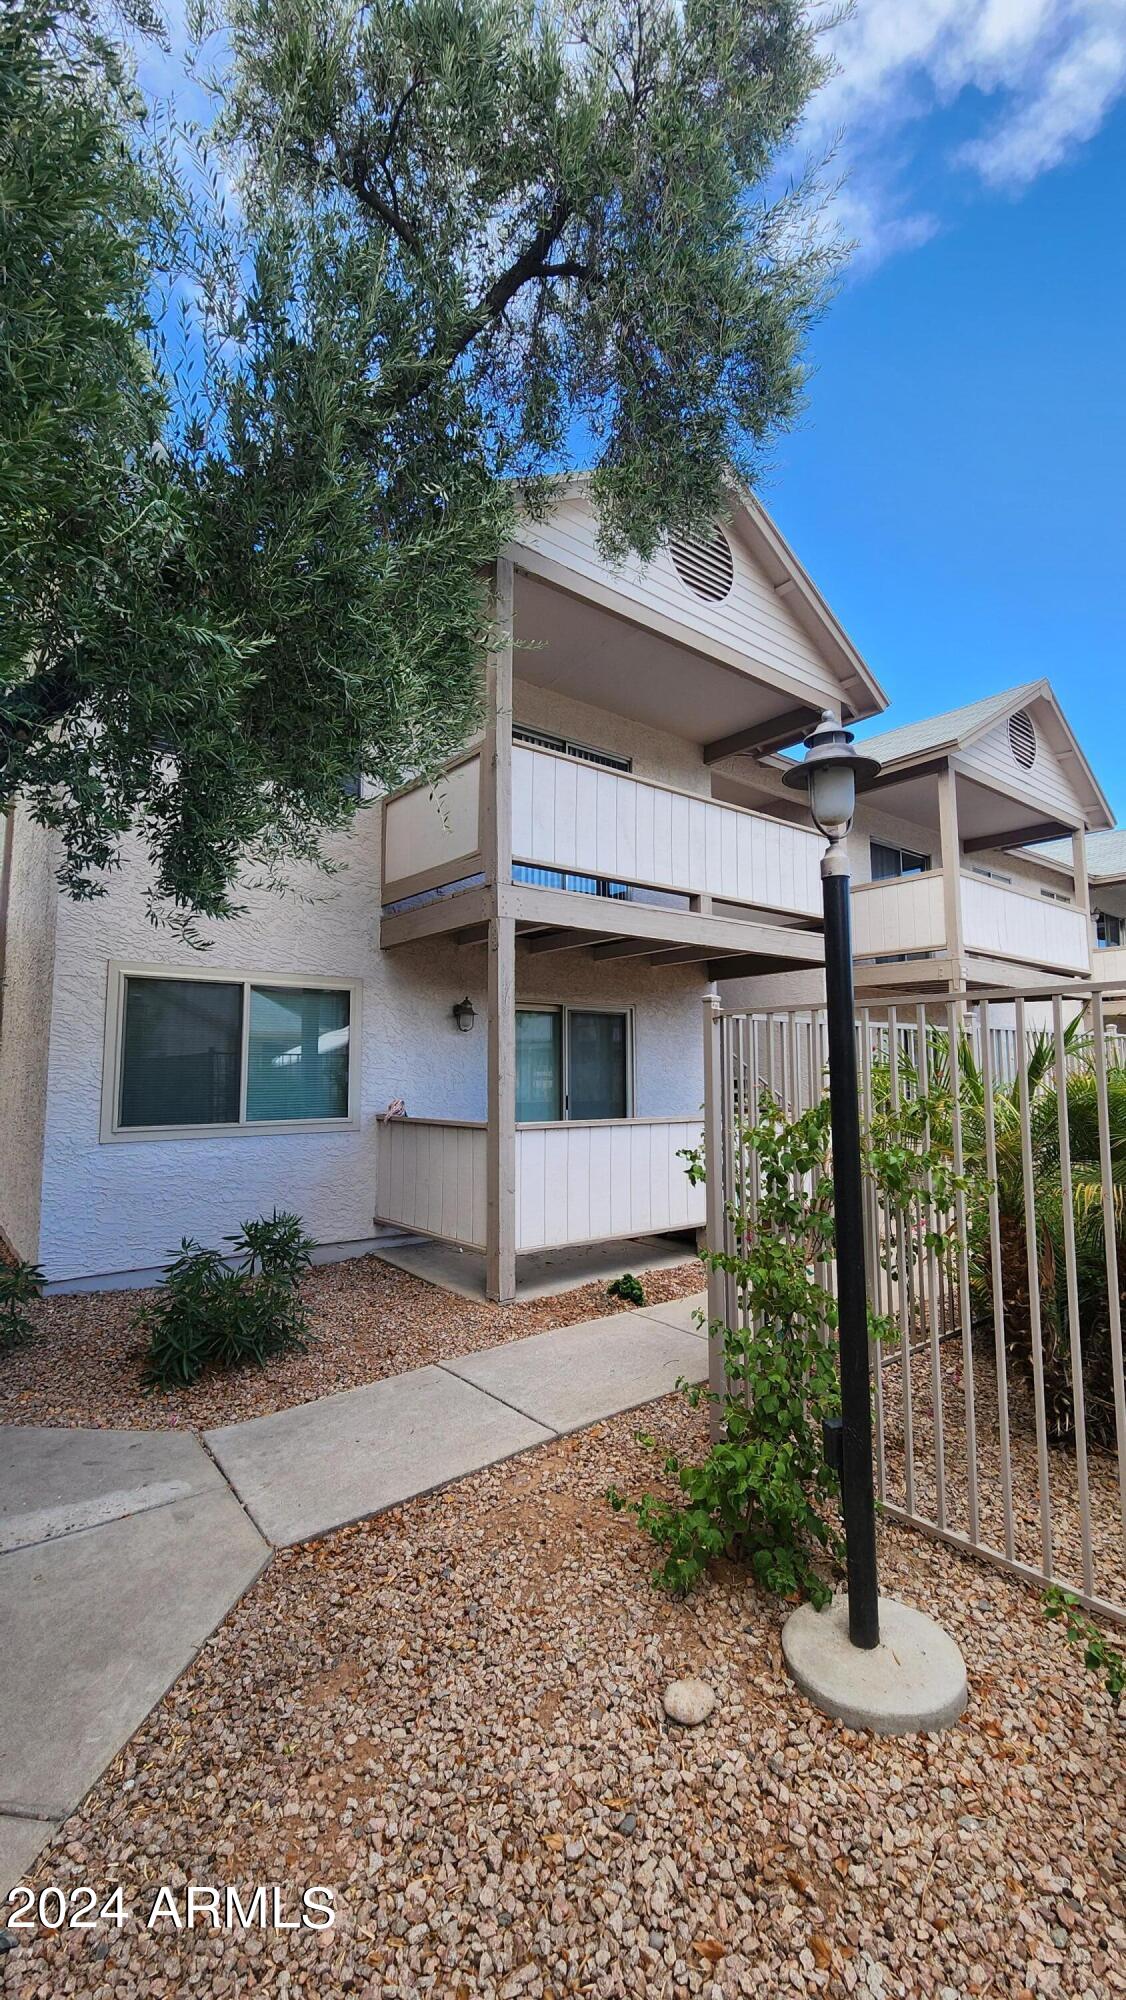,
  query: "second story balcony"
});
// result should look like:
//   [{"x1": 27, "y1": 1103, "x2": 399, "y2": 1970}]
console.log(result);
[
  {"x1": 852, "y1": 866, "x2": 1092, "y2": 981},
  {"x1": 381, "y1": 741, "x2": 829, "y2": 975}
]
